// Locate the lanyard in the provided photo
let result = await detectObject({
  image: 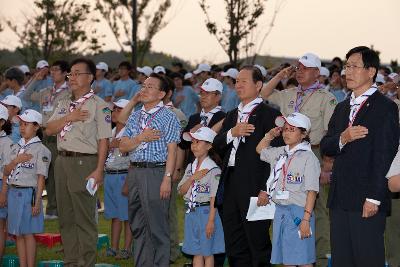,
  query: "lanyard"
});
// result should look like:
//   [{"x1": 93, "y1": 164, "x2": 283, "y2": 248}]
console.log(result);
[
  {"x1": 138, "y1": 107, "x2": 164, "y2": 131},
  {"x1": 348, "y1": 98, "x2": 369, "y2": 127},
  {"x1": 281, "y1": 152, "x2": 299, "y2": 191},
  {"x1": 295, "y1": 89, "x2": 318, "y2": 112}
]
